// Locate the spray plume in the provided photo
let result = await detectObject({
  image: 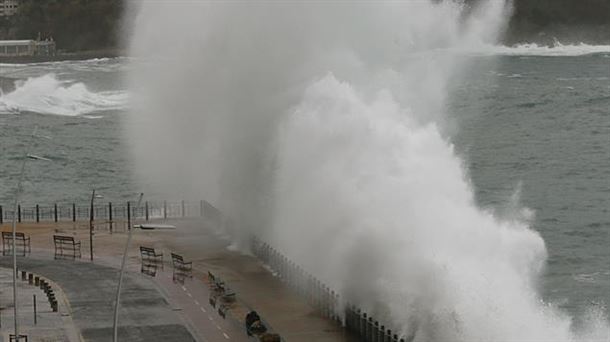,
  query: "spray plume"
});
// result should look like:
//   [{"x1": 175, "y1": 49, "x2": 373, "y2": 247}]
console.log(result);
[{"x1": 125, "y1": 1, "x2": 609, "y2": 340}]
